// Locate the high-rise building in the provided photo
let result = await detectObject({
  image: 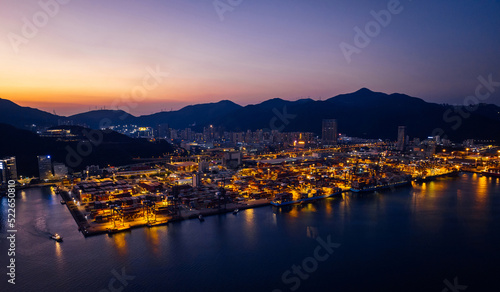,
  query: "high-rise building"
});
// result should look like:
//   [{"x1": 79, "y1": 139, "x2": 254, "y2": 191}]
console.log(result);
[
  {"x1": 223, "y1": 152, "x2": 242, "y2": 169},
  {"x1": 38, "y1": 155, "x2": 53, "y2": 180},
  {"x1": 0, "y1": 156, "x2": 18, "y2": 184},
  {"x1": 397, "y1": 126, "x2": 406, "y2": 151},
  {"x1": 322, "y1": 119, "x2": 338, "y2": 145},
  {"x1": 170, "y1": 129, "x2": 178, "y2": 140},
  {"x1": 157, "y1": 123, "x2": 169, "y2": 139},
  {"x1": 192, "y1": 172, "x2": 202, "y2": 188},
  {"x1": 203, "y1": 125, "x2": 216, "y2": 142},
  {"x1": 198, "y1": 161, "x2": 210, "y2": 173},
  {"x1": 53, "y1": 163, "x2": 69, "y2": 179}
]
